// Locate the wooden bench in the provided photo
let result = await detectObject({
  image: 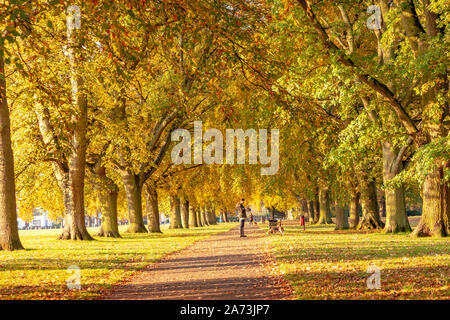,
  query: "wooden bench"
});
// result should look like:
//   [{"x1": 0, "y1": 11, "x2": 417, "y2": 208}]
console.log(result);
[{"x1": 266, "y1": 219, "x2": 284, "y2": 235}]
